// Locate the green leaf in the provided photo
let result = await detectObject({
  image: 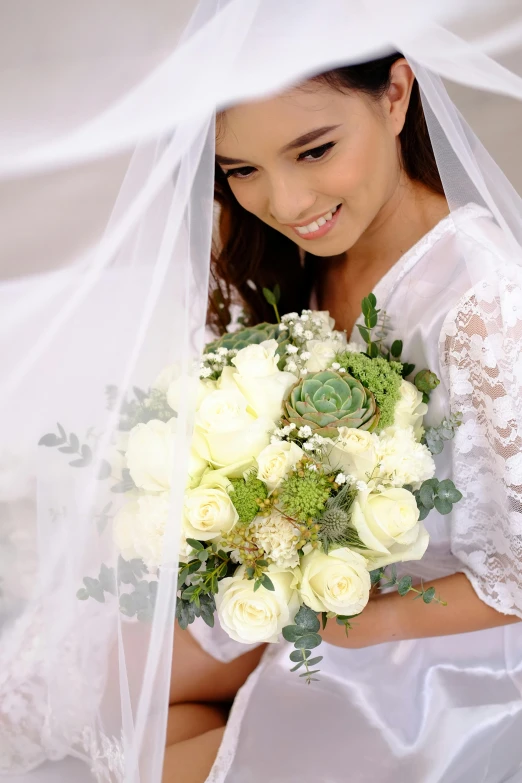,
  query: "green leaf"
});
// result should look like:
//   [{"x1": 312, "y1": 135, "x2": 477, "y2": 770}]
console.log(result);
[
  {"x1": 186, "y1": 538, "x2": 204, "y2": 551},
  {"x1": 263, "y1": 287, "x2": 276, "y2": 306},
  {"x1": 307, "y1": 656, "x2": 323, "y2": 666},
  {"x1": 422, "y1": 586, "x2": 436, "y2": 604},
  {"x1": 76, "y1": 587, "x2": 89, "y2": 600},
  {"x1": 200, "y1": 604, "x2": 215, "y2": 628},
  {"x1": 256, "y1": 559, "x2": 269, "y2": 567},
  {"x1": 401, "y1": 362, "x2": 416, "y2": 378},
  {"x1": 289, "y1": 649, "x2": 311, "y2": 662},
  {"x1": 367, "y1": 342, "x2": 379, "y2": 359},
  {"x1": 83, "y1": 576, "x2": 105, "y2": 603},
  {"x1": 282, "y1": 625, "x2": 307, "y2": 643},
  {"x1": 253, "y1": 579, "x2": 262, "y2": 592},
  {"x1": 367, "y1": 313, "x2": 378, "y2": 329},
  {"x1": 120, "y1": 593, "x2": 136, "y2": 617},
  {"x1": 391, "y1": 340, "x2": 403, "y2": 358},
  {"x1": 182, "y1": 584, "x2": 199, "y2": 601},
  {"x1": 261, "y1": 574, "x2": 275, "y2": 591},
  {"x1": 370, "y1": 567, "x2": 385, "y2": 585},
  {"x1": 437, "y1": 479, "x2": 463, "y2": 504},
  {"x1": 368, "y1": 293, "x2": 377, "y2": 307},
  {"x1": 434, "y1": 496, "x2": 452, "y2": 515},
  {"x1": 357, "y1": 324, "x2": 371, "y2": 342},
  {"x1": 57, "y1": 422, "x2": 67, "y2": 440},
  {"x1": 38, "y1": 433, "x2": 61, "y2": 447},
  {"x1": 294, "y1": 605, "x2": 320, "y2": 633},
  {"x1": 99, "y1": 564, "x2": 116, "y2": 595},
  {"x1": 245, "y1": 566, "x2": 255, "y2": 579},
  {"x1": 418, "y1": 504, "x2": 430, "y2": 521},
  {"x1": 290, "y1": 661, "x2": 305, "y2": 672},
  {"x1": 300, "y1": 670, "x2": 321, "y2": 677},
  {"x1": 98, "y1": 460, "x2": 112, "y2": 480},
  {"x1": 419, "y1": 483, "x2": 436, "y2": 510},
  {"x1": 273, "y1": 283, "x2": 281, "y2": 304},
  {"x1": 361, "y1": 297, "x2": 373, "y2": 317},
  {"x1": 197, "y1": 549, "x2": 209, "y2": 562},
  {"x1": 397, "y1": 575, "x2": 413, "y2": 596},
  {"x1": 294, "y1": 633, "x2": 322, "y2": 650},
  {"x1": 321, "y1": 612, "x2": 328, "y2": 630}
]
